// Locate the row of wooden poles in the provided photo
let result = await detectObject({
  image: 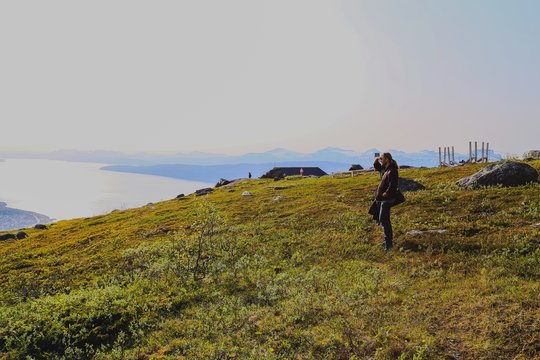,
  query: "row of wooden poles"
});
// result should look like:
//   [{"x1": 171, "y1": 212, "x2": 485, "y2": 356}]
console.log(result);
[
  {"x1": 470, "y1": 141, "x2": 489, "y2": 163},
  {"x1": 439, "y1": 146, "x2": 456, "y2": 166},
  {"x1": 439, "y1": 141, "x2": 489, "y2": 166}
]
